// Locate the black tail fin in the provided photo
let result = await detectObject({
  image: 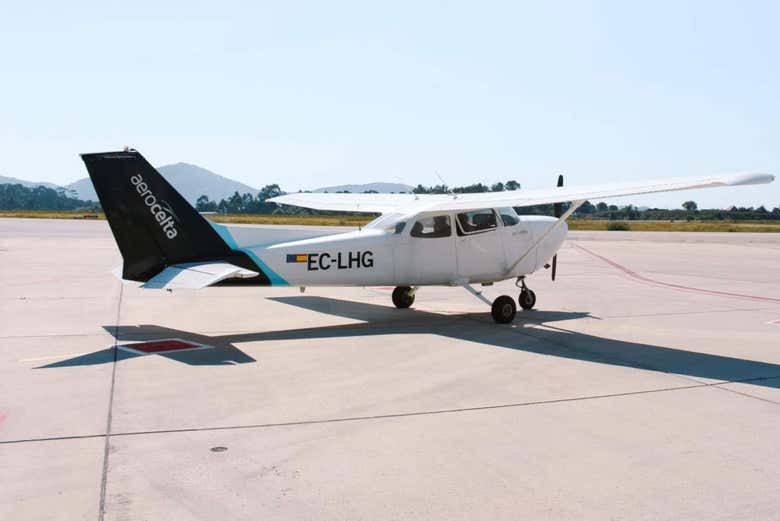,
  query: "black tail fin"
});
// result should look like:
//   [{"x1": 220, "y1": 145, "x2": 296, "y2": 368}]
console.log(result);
[{"x1": 81, "y1": 150, "x2": 260, "y2": 282}]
